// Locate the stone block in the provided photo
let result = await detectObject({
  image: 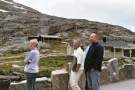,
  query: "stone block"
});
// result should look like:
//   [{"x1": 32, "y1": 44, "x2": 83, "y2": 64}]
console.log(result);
[
  {"x1": 100, "y1": 66, "x2": 110, "y2": 85},
  {"x1": 51, "y1": 69, "x2": 69, "y2": 90},
  {"x1": 107, "y1": 58, "x2": 119, "y2": 82}
]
